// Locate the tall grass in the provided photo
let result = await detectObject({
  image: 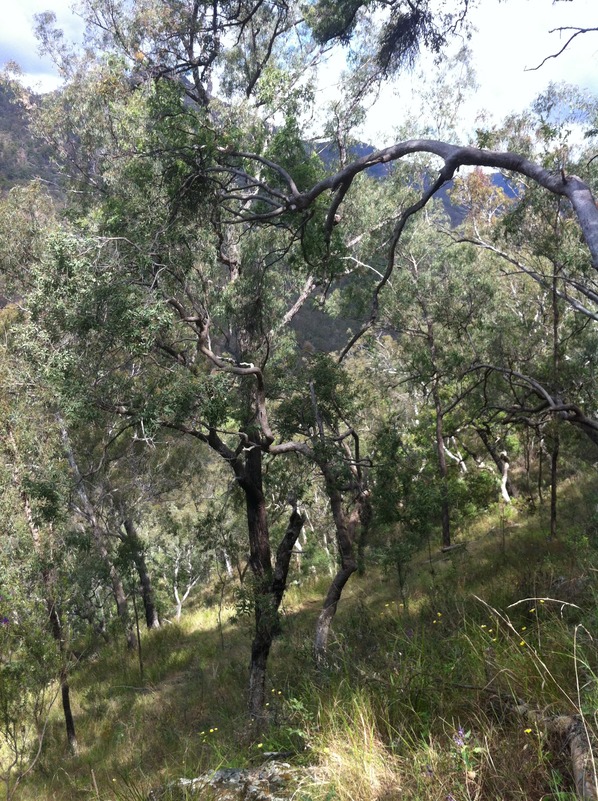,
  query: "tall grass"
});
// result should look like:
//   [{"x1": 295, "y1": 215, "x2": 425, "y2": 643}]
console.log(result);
[{"x1": 16, "y1": 476, "x2": 598, "y2": 801}]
